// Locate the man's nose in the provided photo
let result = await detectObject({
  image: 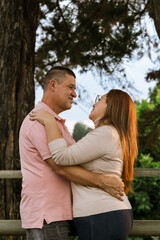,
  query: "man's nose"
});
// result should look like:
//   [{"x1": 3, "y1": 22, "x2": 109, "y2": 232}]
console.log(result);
[{"x1": 72, "y1": 89, "x2": 77, "y2": 98}]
